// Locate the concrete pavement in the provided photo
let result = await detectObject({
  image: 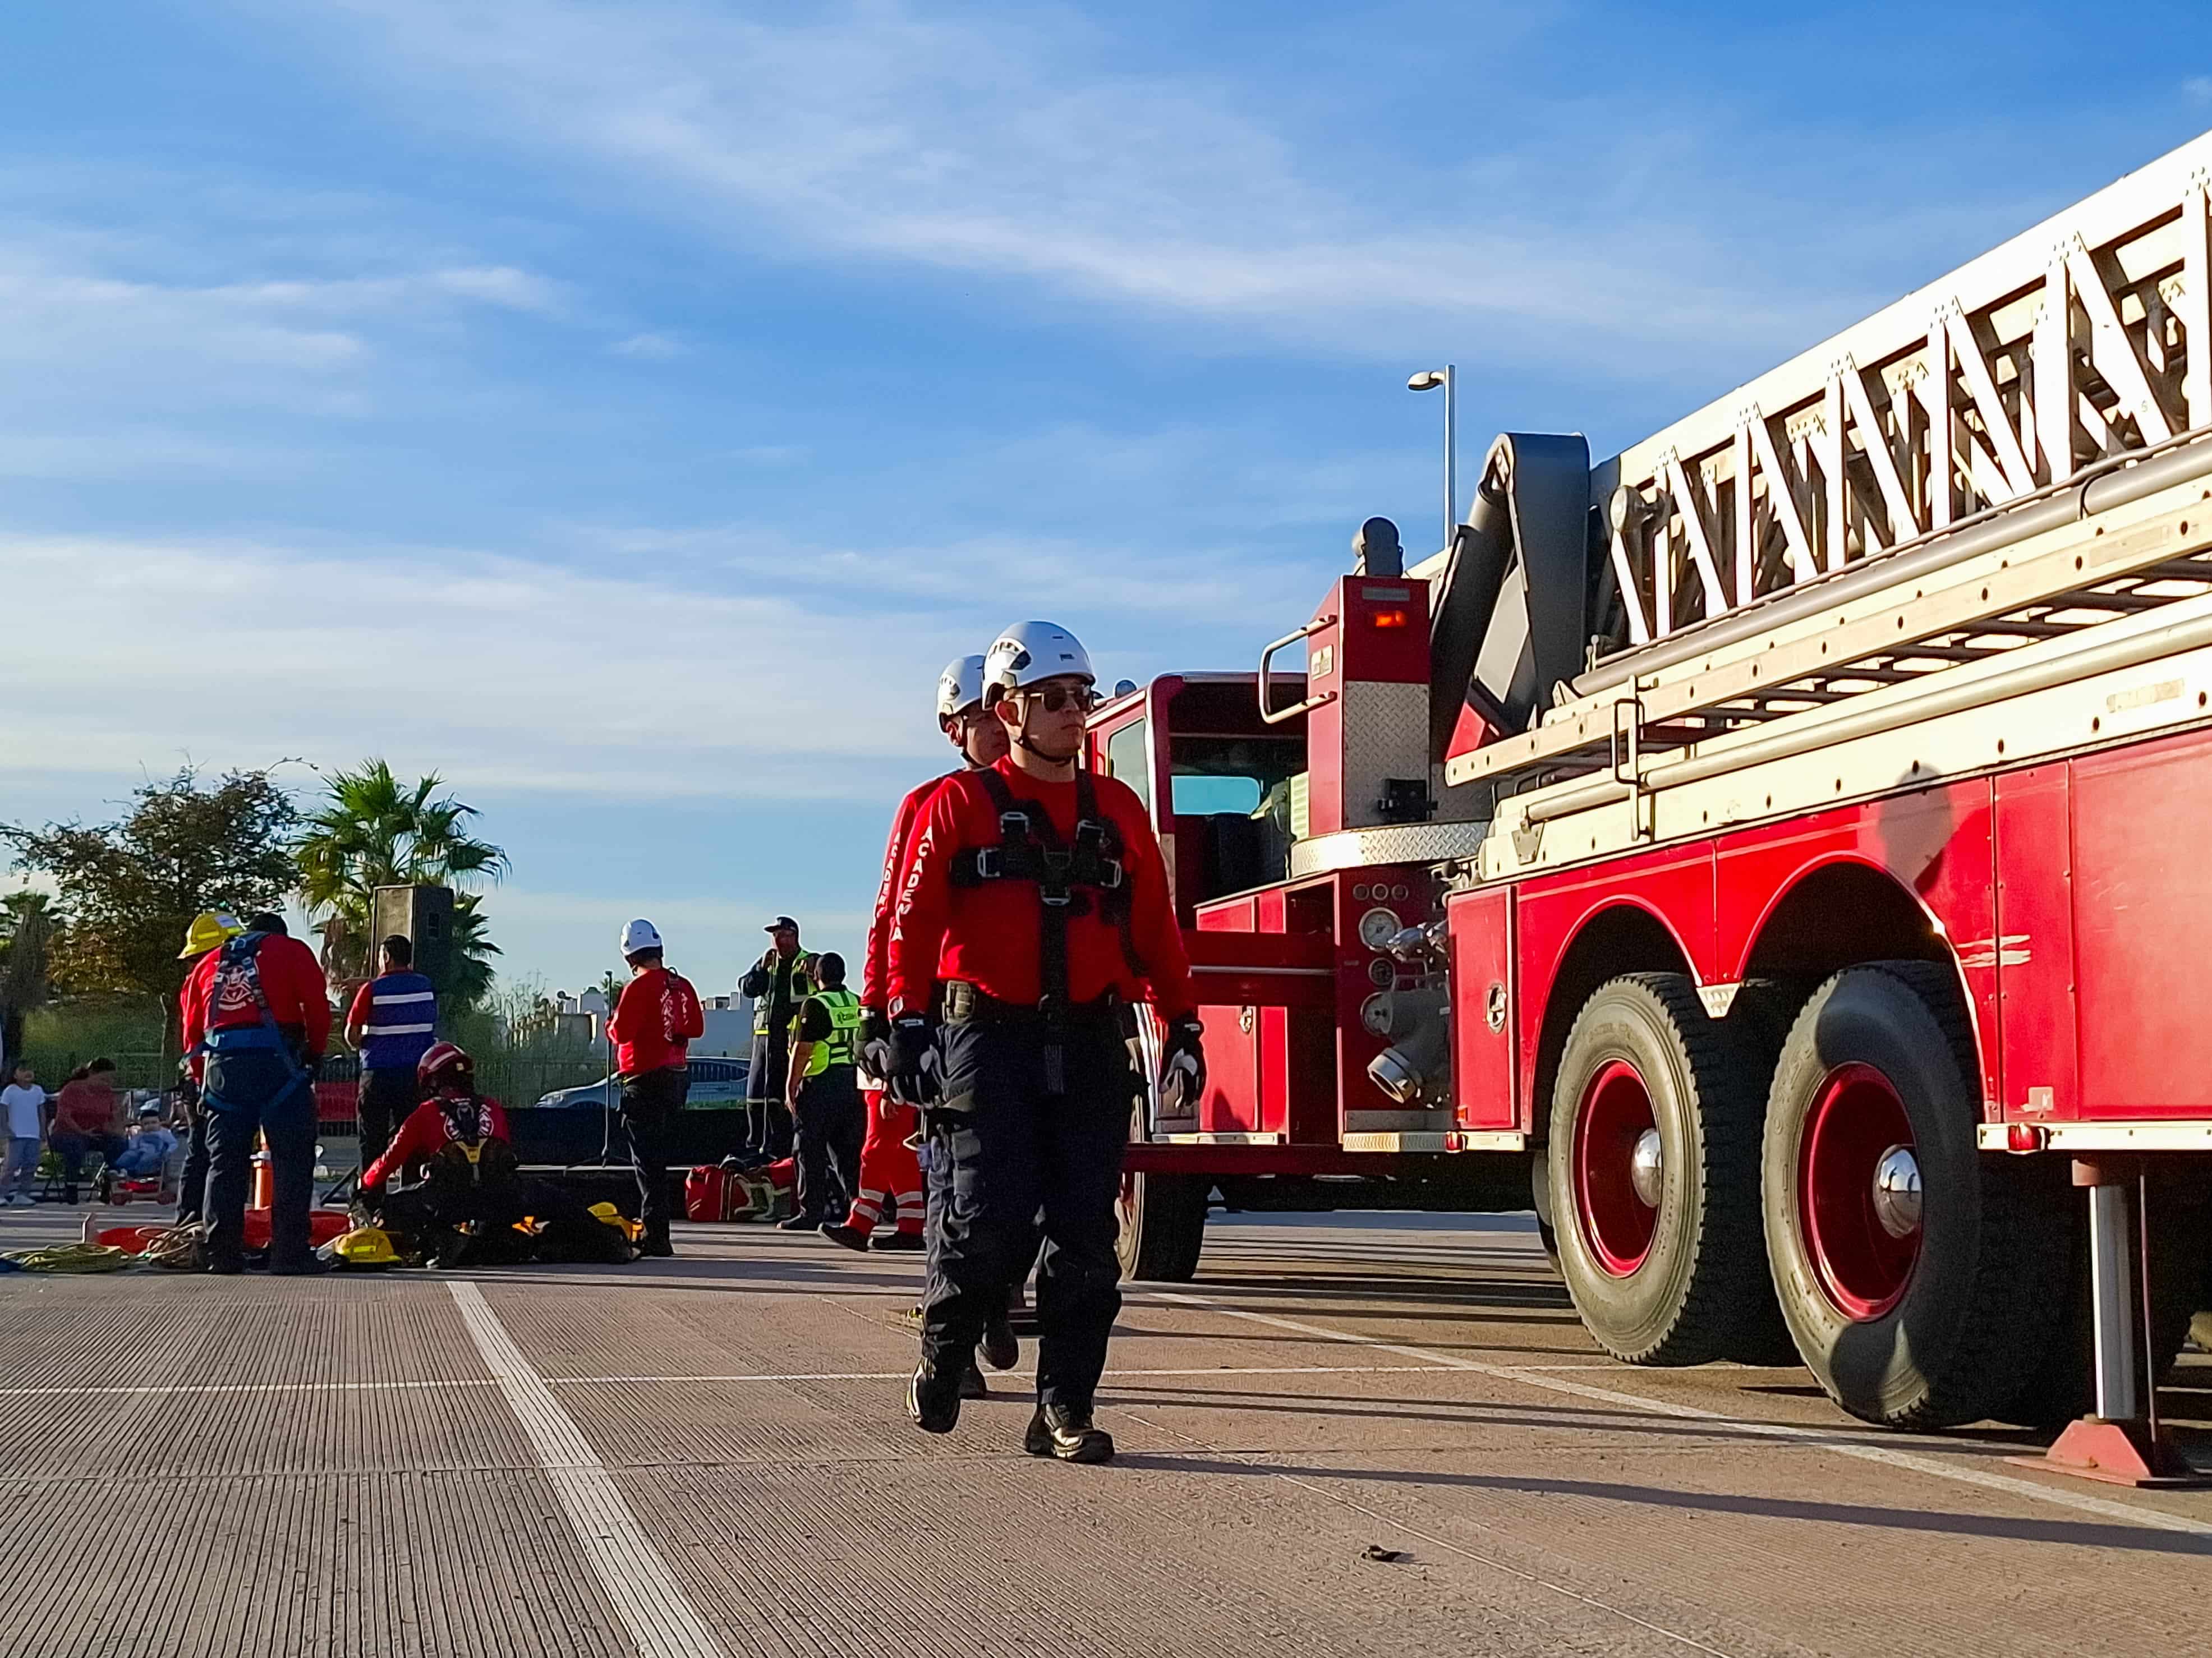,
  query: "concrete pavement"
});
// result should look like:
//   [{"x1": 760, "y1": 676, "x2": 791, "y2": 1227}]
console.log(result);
[{"x1": 1, "y1": 1206, "x2": 2205, "y2": 1657}]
